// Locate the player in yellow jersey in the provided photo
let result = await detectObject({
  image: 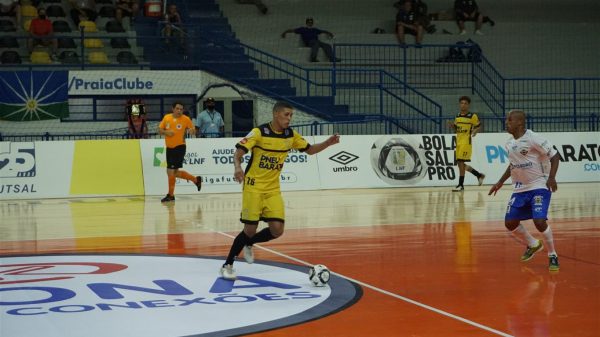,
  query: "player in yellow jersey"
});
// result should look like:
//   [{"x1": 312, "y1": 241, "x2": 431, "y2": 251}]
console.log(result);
[
  {"x1": 220, "y1": 101, "x2": 340, "y2": 280},
  {"x1": 447, "y1": 96, "x2": 485, "y2": 192},
  {"x1": 158, "y1": 102, "x2": 202, "y2": 202}
]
